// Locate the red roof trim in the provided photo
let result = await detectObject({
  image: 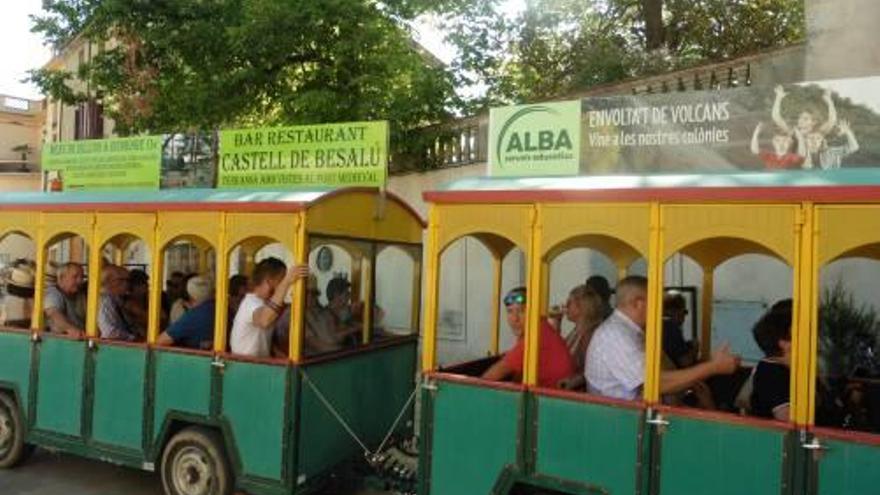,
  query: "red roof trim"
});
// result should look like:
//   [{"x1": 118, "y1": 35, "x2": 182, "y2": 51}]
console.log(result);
[
  {"x1": 655, "y1": 404, "x2": 795, "y2": 431},
  {"x1": 424, "y1": 185, "x2": 880, "y2": 205},
  {"x1": 811, "y1": 426, "x2": 880, "y2": 447}
]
